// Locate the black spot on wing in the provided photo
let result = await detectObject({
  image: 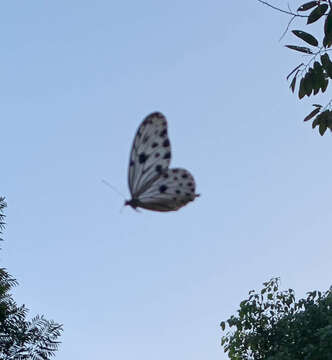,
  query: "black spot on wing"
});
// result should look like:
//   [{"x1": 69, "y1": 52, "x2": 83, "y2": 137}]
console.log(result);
[
  {"x1": 151, "y1": 142, "x2": 159, "y2": 148},
  {"x1": 155, "y1": 165, "x2": 163, "y2": 173},
  {"x1": 159, "y1": 185, "x2": 167, "y2": 193},
  {"x1": 142, "y1": 135, "x2": 149, "y2": 144},
  {"x1": 139, "y1": 152, "x2": 148, "y2": 164},
  {"x1": 142, "y1": 118, "x2": 153, "y2": 126},
  {"x1": 130, "y1": 160, "x2": 135, "y2": 167},
  {"x1": 182, "y1": 173, "x2": 188, "y2": 179},
  {"x1": 163, "y1": 152, "x2": 171, "y2": 159},
  {"x1": 160, "y1": 129, "x2": 167, "y2": 138},
  {"x1": 163, "y1": 139, "x2": 170, "y2": 147}
]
